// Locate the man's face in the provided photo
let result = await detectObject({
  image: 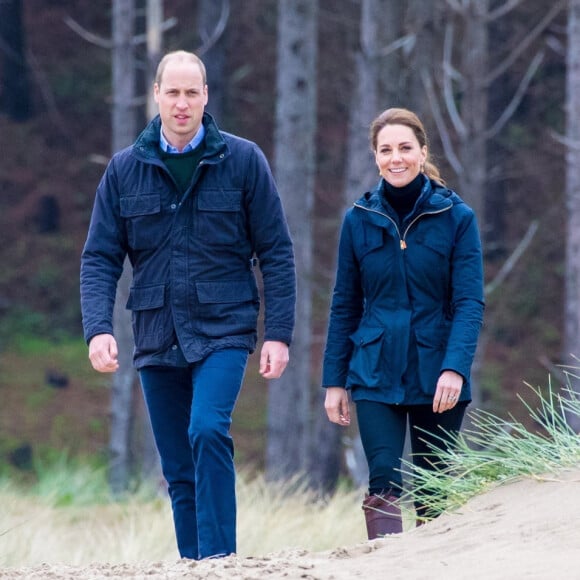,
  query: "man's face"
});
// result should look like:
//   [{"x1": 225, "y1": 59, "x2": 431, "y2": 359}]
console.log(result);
[{"x1": 154, "y1": 60, "x2": 208, "y2": 150}]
